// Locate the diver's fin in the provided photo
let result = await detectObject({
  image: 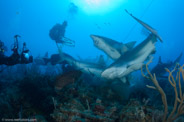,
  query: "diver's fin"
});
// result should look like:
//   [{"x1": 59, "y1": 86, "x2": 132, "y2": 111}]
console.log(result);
[{"x1": 62, "y1": 37, "x2": 75, "y2": 47}]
